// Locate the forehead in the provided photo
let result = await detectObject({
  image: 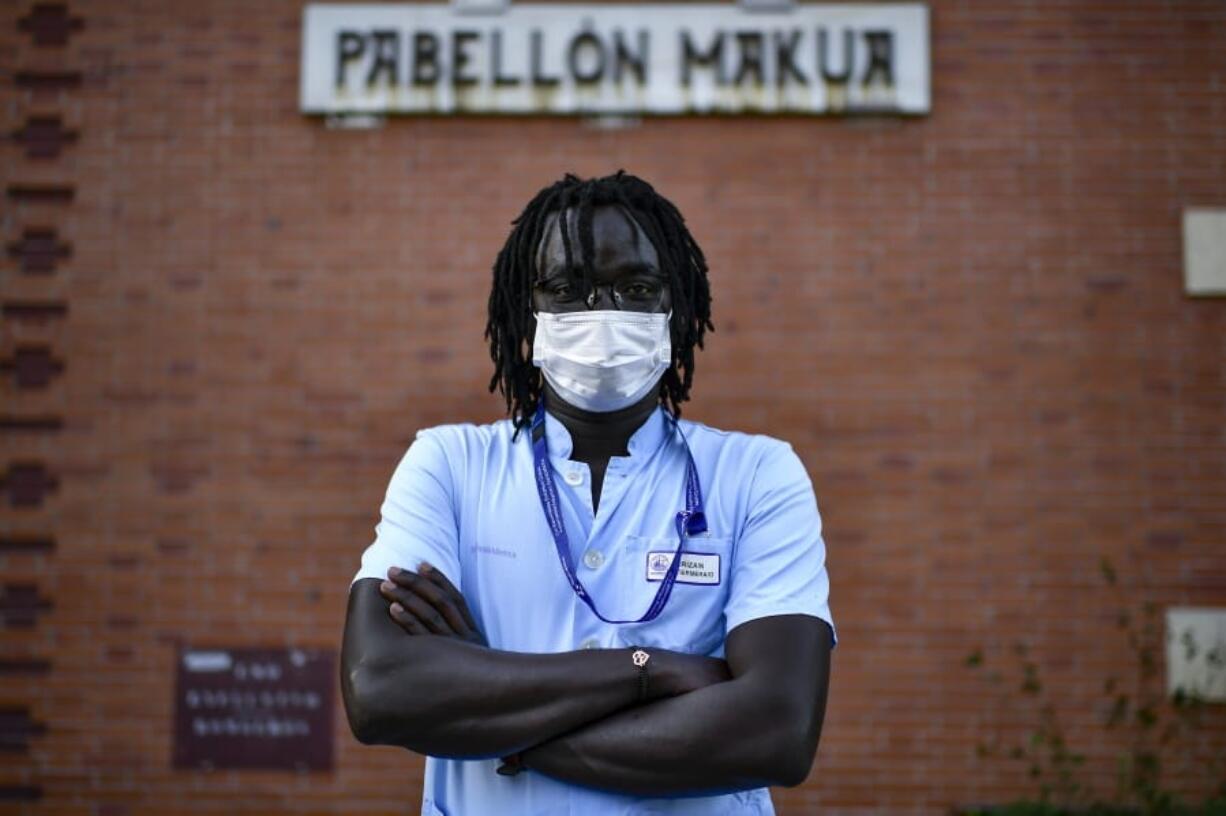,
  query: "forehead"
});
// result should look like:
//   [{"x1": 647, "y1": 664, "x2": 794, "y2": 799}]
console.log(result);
[{"x1": 536, "y1": 204, "x2": 659, "y2": 275}]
